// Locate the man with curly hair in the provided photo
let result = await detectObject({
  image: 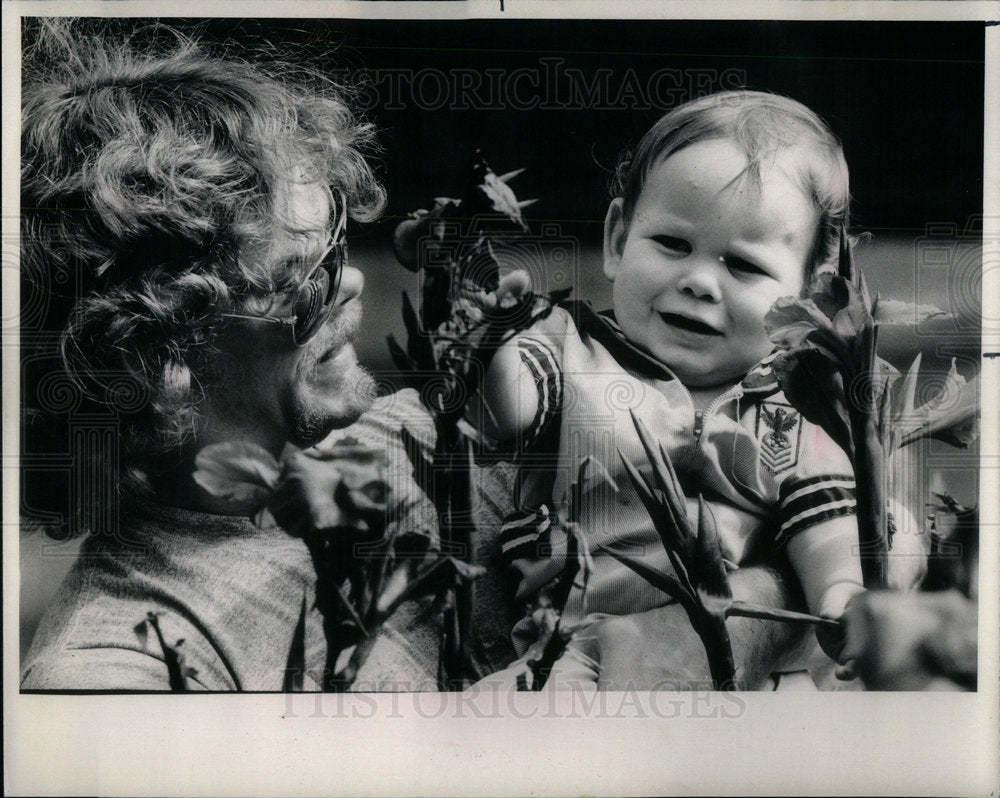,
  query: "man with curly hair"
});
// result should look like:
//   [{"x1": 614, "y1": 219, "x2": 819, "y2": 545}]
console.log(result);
[{"x1": 19, "y1": 22, "x2": 440, "y2": 690}]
